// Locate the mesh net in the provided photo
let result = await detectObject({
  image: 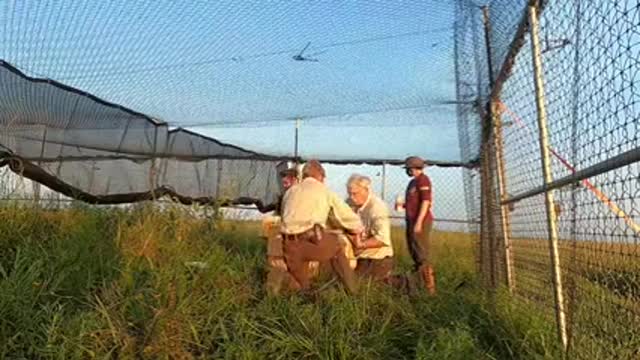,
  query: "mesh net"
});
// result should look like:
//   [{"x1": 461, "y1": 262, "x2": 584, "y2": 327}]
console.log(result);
[
  {"x1": 462, "y1": 1, "x2": 640, "y2": 357},
  {"x1": 0, "y1": 0, "x2": 475, "y2": 205}
]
